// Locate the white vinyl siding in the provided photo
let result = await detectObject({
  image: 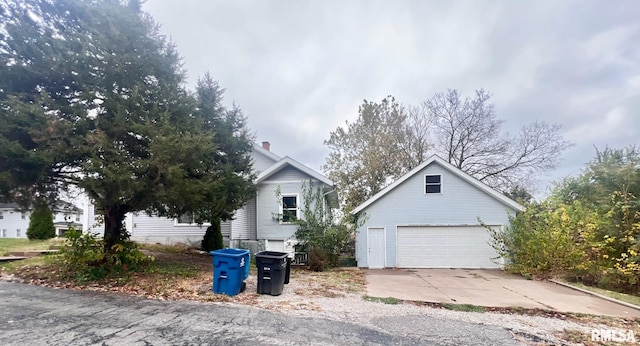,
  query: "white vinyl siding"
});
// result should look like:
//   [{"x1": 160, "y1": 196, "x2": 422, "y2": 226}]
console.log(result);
[
  {"x1": 221, "y1": 220, "x2": 231, "y2": 238},
  {"x1": 256, "y1": 182, "x2": 299, "y2": 240},
  {"x1": 231, "y1": 199, "x2": 258, "y2": 241},
  {"x1": 246, "y1": 197, "x2": 257, "y2": 240},
  {"x1": 231, "y1": 206, "x2": 248, "y2": 239},
  {"x1": 267, "y1": 166, "x2": 311, "y2": 182},
  {"x1": 252, "y1": 148, "x2": 279, "y2": 173},
  {"x1": 132, "y1": 213, "x2": 207, "y2": 238}
]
